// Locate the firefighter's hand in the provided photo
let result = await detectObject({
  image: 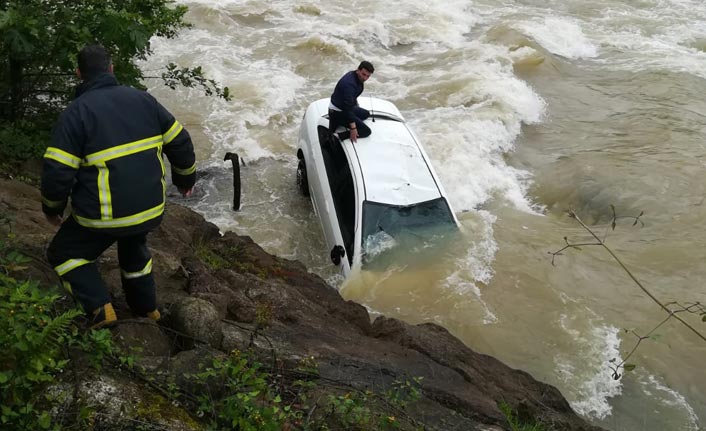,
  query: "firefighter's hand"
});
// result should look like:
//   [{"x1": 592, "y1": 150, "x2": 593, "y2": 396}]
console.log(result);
[
  {"x1": 178, "y1": 186, "x2": 193, "y2": 197},
  {"x1": 45, "y1": 214, "x2": 63, "y2": 227},
  {"x1": 350, "y1": 128, "x2": 359, "y2": 143}
]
